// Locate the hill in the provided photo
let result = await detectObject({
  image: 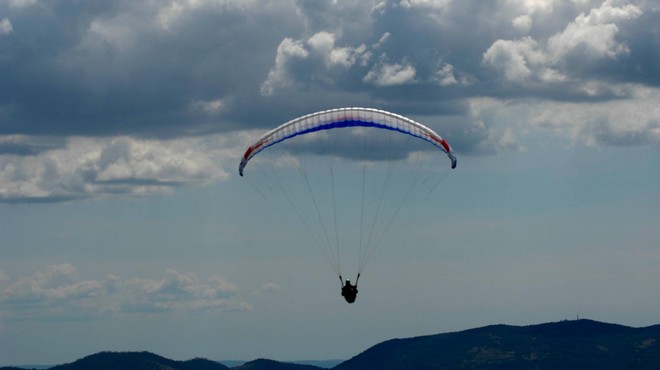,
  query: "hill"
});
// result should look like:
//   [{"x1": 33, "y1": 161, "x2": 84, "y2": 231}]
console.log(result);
[
  {"x1": 0, "y1": 353, "x2": 322, "y2": 370},
  {"x1": 47, "y1": 351, "x2": 229, "y2": 370},
  {"x1": 231, "y1": 359, "x2": 323, "y2": 369},
  {"x1": 334, "y1": 319, "x2": 660, "y2": 369},
  {"x1": 3, "y1": 319, "x2": 660, "y2": 370}
]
